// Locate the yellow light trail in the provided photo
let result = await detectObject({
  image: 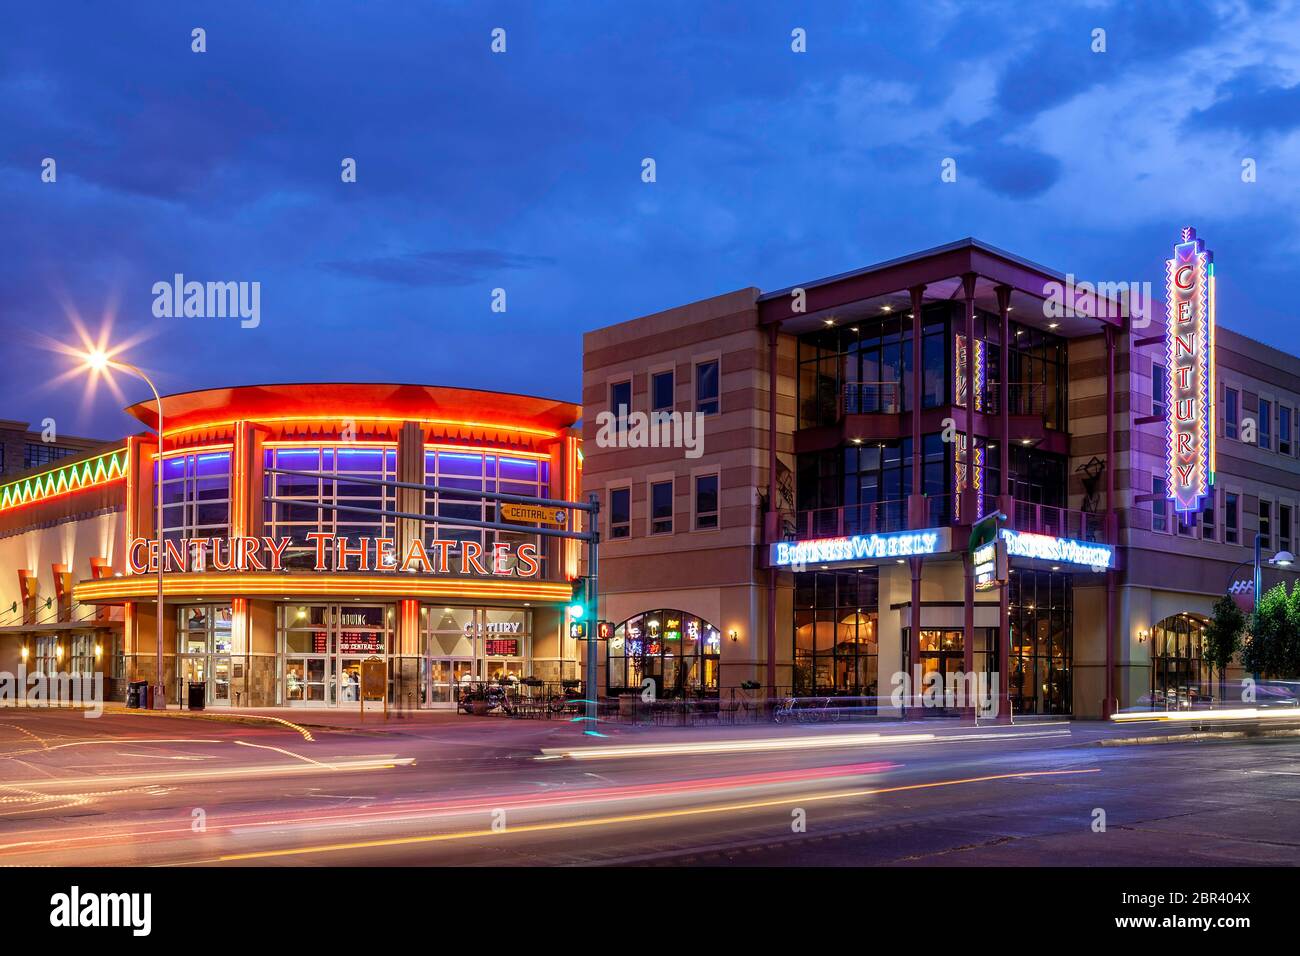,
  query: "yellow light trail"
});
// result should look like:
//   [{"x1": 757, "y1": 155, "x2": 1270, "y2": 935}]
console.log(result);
[
  {"x1": 211, "y1": 767, "x2": 1101, "y2": 863},
  {"x1": 539, "y1": 725, "x2": 1070, "y2": 760},
  {"x1": 1111, "y1": 707, "x2": 1300, "y2": 724}
]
